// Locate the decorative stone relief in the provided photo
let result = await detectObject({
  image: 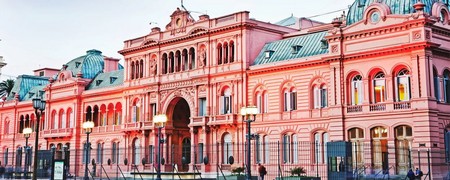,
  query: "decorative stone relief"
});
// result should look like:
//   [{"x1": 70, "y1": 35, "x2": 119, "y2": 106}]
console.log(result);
[
  {"x1": 331, "y1": 45, "x2": 339, "y2": 53},
  {"x1": 412, "y1": 30, "x2": 422, "y2": 41}
]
